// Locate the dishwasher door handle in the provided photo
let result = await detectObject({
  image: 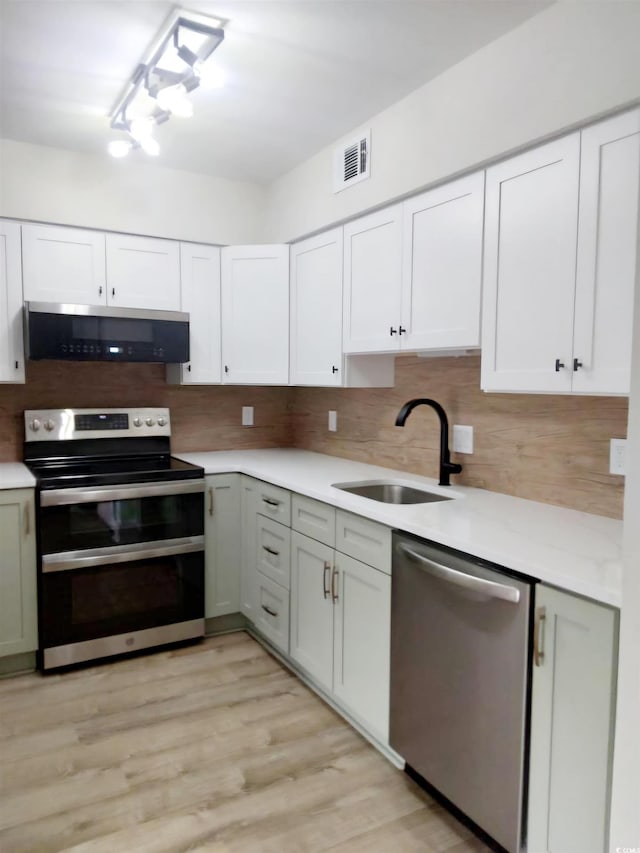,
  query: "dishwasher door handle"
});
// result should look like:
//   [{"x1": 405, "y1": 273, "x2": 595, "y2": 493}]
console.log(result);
[{"x1": 398, "y1": 544, "x2": 520, "y2": 604}]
